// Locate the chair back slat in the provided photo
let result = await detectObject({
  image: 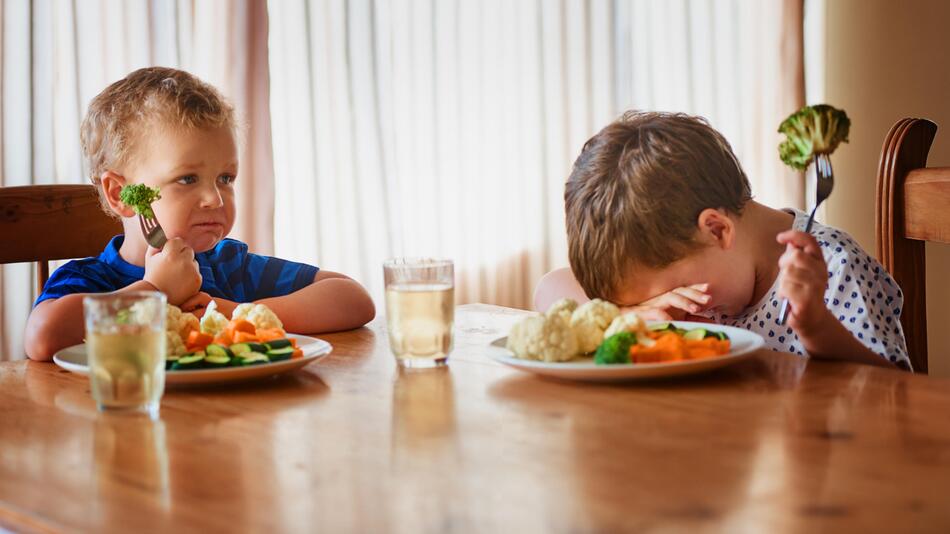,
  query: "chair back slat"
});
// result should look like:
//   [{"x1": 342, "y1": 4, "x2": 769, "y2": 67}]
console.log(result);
[
  {"x1": 0, "y1": 184, "x2": 122, "y2": 293},
  {"x1": 875, "y1": 118, "x2": 938, "y2": 373},
  {"x1": 904, "y1": 167, "x2": 950, "y2": 244}
]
